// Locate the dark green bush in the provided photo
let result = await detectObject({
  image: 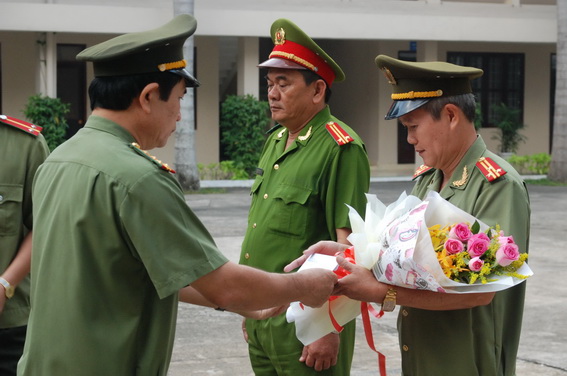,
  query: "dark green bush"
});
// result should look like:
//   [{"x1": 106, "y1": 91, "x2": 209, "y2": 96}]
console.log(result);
[
  {"x1": 23, "y1": 94, "x2": 70, "y2": 151},
  {"x1": 220, "y1": 95, "x2": 270, "y2": 177}
]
